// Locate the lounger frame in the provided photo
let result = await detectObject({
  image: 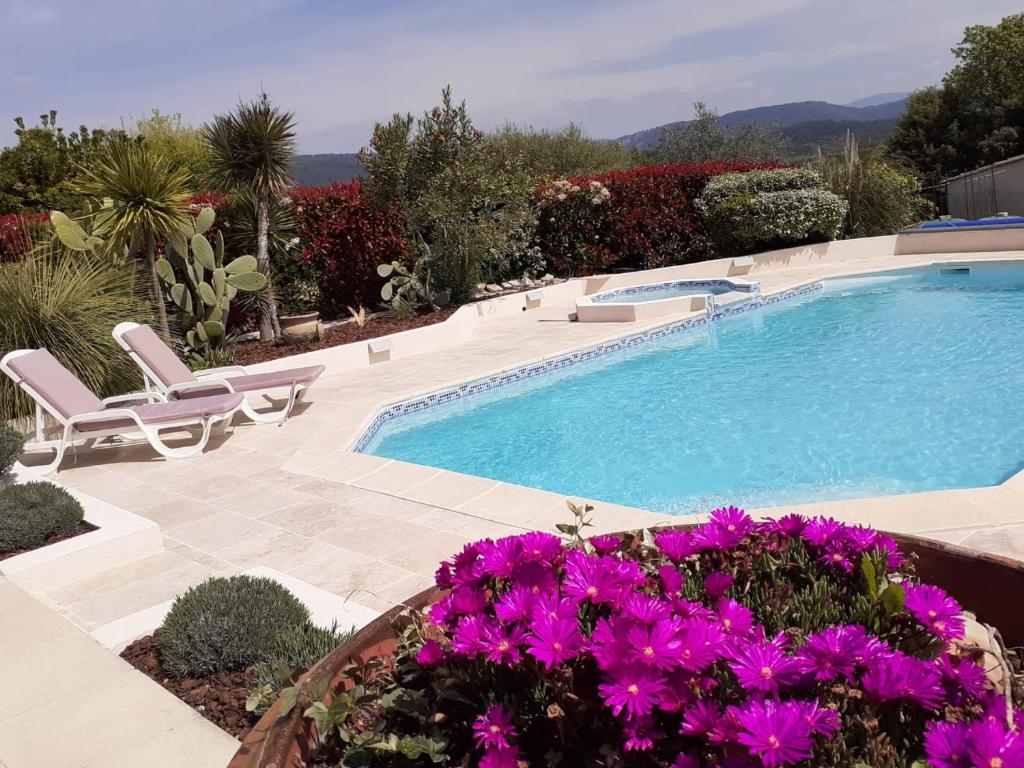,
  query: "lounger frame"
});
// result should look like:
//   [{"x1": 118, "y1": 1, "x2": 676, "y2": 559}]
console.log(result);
[
  {"x1": 113, "y1": 322, "x2": 310, "y2": 424},
  {"x1": 1, "y1": 349, "x2": 238, "y2": 474}
]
